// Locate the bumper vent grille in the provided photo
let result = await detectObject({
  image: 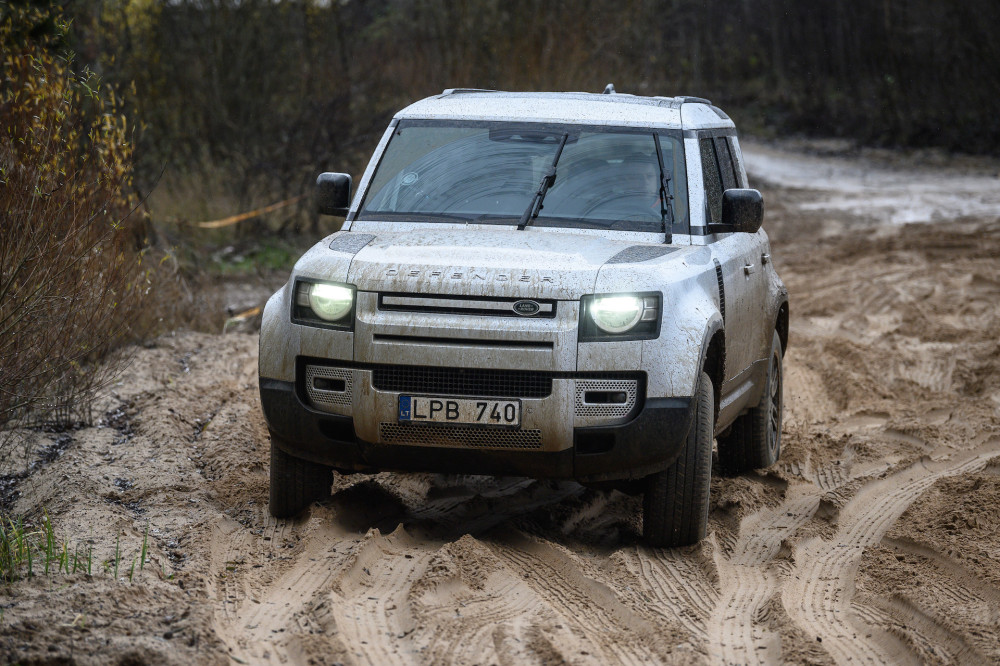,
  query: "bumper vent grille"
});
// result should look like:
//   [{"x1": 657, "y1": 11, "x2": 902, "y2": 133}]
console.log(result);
[
  {"x1": 372, "y1": 366, "x2": 553, "y2": 398},
  {"x1": 574, "y1": 378, "x2": 639, "y2": 420},
  {"x1": 380, "y1": 423, "x2": 542, "y2": 450},
  {"x1": 304, "y1": 365, "x2": 353, "y2": 412}
]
